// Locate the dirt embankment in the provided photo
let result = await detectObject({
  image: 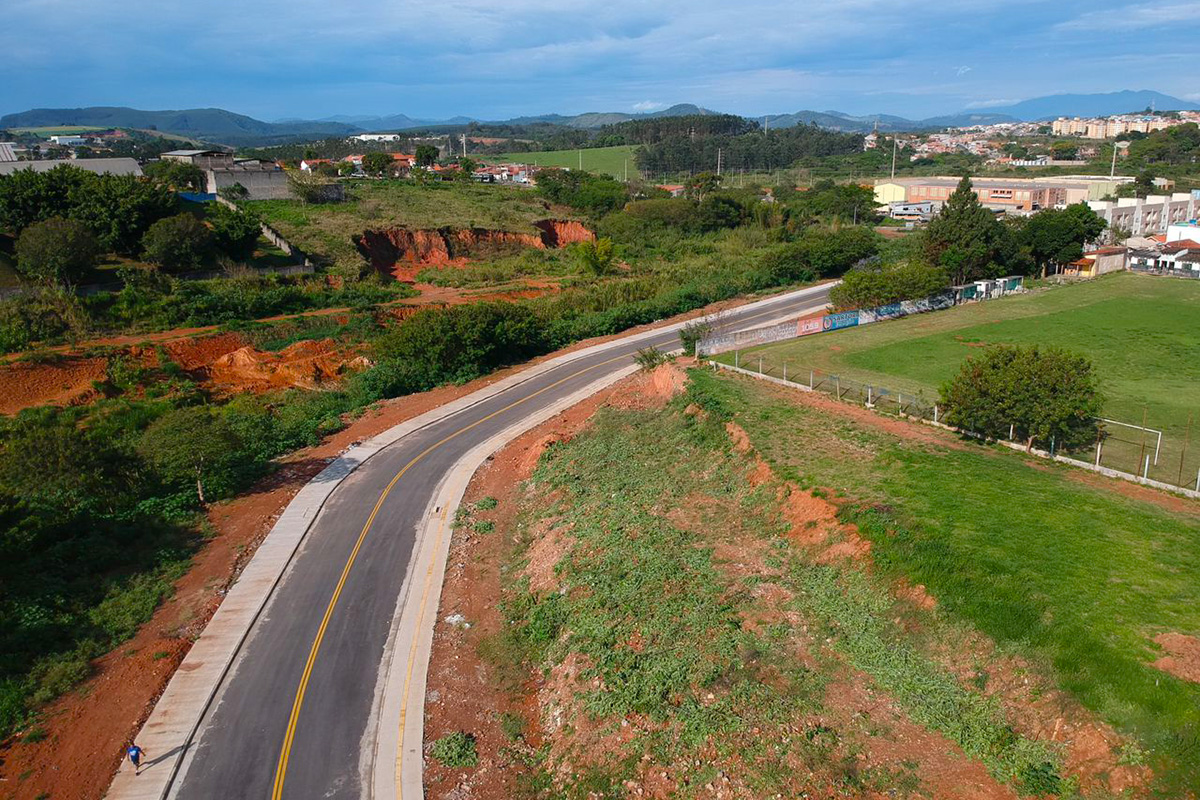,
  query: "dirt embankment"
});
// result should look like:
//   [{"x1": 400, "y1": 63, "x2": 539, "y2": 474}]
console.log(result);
[
  {"x1": 0, "y1": 333, "x2": 369, "y2": 414},
  {"x1": 356, "y1": 219, "x2": 593, "y2": 282}
]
